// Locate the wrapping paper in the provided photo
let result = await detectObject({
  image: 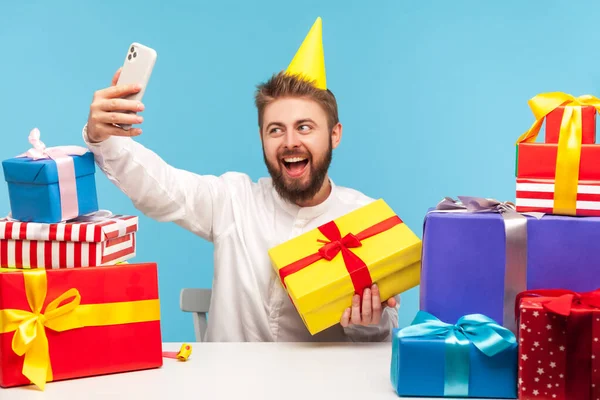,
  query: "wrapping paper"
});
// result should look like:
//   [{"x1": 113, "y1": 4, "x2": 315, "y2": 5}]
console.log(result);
[
  {"x1": 515, "y1": 92, "x2": 600, "y2": 216},
  {"x1": 2, "y1": 129, "x2": 99, "y2": 223},
  {"x1": 0, "y1": 263, "x2": 163, "y2": 390},
  {"x1": 517, "y1": 290, "x2": 600, "y2": 400},
  {"x1": 391, "y1": 311, "x2": 518, "y2": 398},
  {"x1": 0, "y1": 213, "x2": 137, "y2": 268},
  {"x1": 268, "y1": 199, "x2": 422, "y2": 335}
]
